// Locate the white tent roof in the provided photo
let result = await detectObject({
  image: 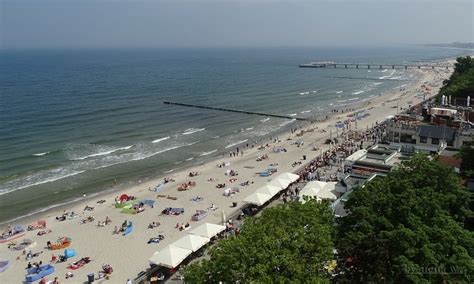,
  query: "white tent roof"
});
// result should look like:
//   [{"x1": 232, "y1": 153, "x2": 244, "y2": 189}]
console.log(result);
[
  {"x1": 268, "y1": 178, "x2": 291, "y2": 189},
  {"x1": 268, "y1": 173, "x2": 299, "y2": 189},
  {"x1": 277, "y1": 172, "x2": 300, "y2": 183},
  {"x1": 190, "y1": 223, "x2": 226, "y2": 238},
  {"x1": 243, "y1": 192, "x2": 272, "y2": 206},
  {"x1": 300, "y1": 181, "x2": 337, "y2": 201},
  {"x1": 255, "y1": 184, "x2": 281, "y2": 197},
  {"x1": 149, "y1": 245, "x2": 192, "y2": 268},
  {"x1": 170, "y1": 234, "x2": 210, "y2": 252}
]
